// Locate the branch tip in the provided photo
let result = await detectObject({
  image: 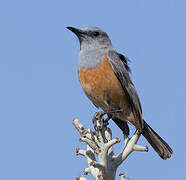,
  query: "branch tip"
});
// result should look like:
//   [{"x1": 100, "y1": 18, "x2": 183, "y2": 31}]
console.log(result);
[
  {"x1": 119, "y1": 172, "x2": 130, "y2": 180},
  {"x1": 90, "y1": 161, "x2": 96, "y2": 167},
  {"x1": 119, "y1": 172, "x2": 124, "y2": 176},
  {"x1": 83, "y1": 168, "x2": 89, "y2": 175},
  {"x1": 116, "y1": 137, "x2": 121, "y2": 143},
  {"x1": 76, "y1": 175, "x2": 80, "y2": 180},
  {"x1": 97, "y1": 175, "x2": 103, "y2": 180},
  {"x1": 76, "y1": 148, "x2": 80, "y2": 155},
  {"x1": 133, "y1": 144, "x2": 148, "y2": 152},
  {"x1": 72, "y1": 118, "x2": 78, "y2": 123}
]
